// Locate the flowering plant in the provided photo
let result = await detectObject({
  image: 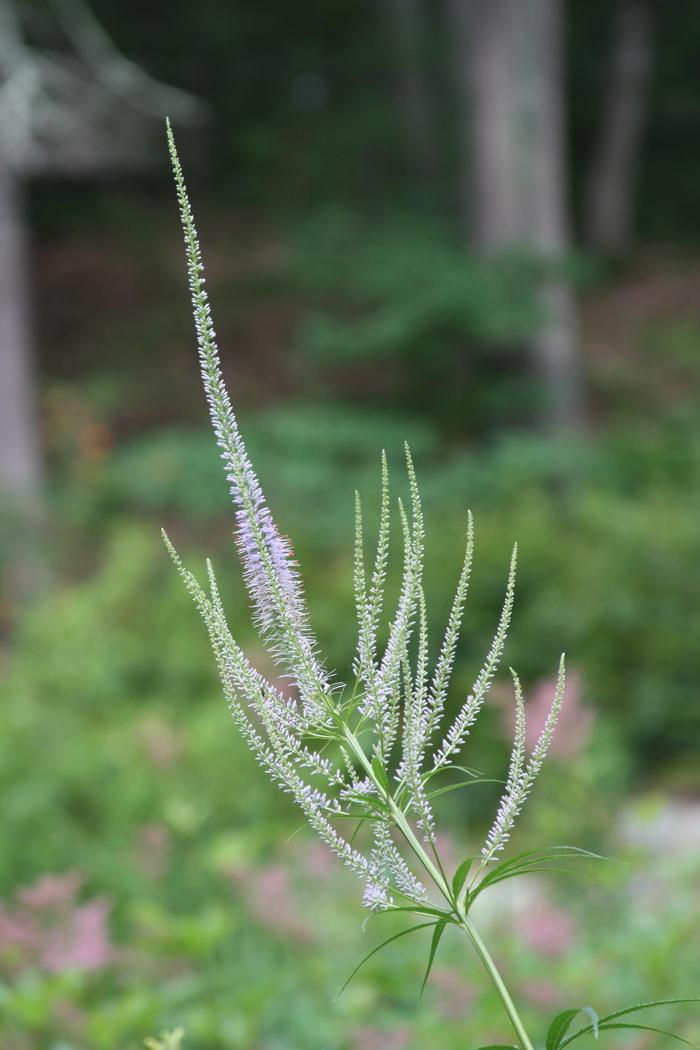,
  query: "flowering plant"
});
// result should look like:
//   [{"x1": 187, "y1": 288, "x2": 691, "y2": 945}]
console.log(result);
[{"x1": 164, "y1": 122, "x2": 697, "y2": 1050}]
